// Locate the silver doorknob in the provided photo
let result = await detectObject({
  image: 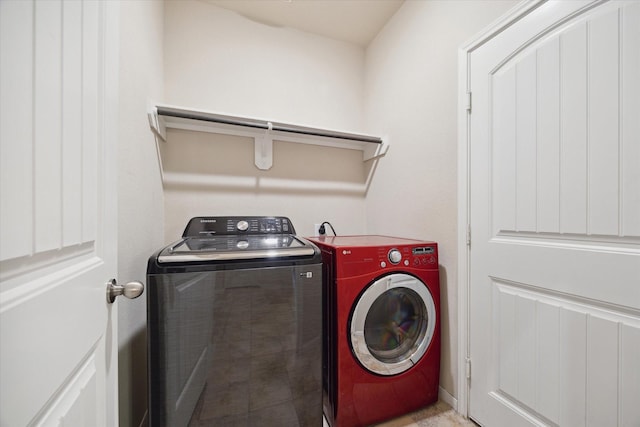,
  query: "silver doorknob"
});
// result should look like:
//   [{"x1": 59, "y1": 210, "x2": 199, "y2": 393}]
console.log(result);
[{"x1": 106, "y1": 279, "x2": 144, "y2": 303}]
